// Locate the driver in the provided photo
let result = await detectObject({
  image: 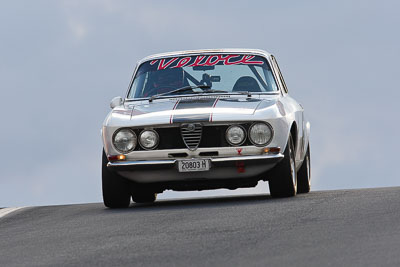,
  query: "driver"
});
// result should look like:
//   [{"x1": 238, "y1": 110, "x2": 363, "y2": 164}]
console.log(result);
[{"x1": 147, "y1": 68, "x2": 185, "y2": 96}]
